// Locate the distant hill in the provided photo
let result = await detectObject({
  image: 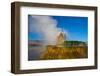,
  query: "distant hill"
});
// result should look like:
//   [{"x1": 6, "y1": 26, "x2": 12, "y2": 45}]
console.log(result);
[
  {"x1": 63, "y1": 40, "x2": 87, "y2": 47},
  {"x1": 28, "y1": 40, "x2": 43, "y2": 46}
]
